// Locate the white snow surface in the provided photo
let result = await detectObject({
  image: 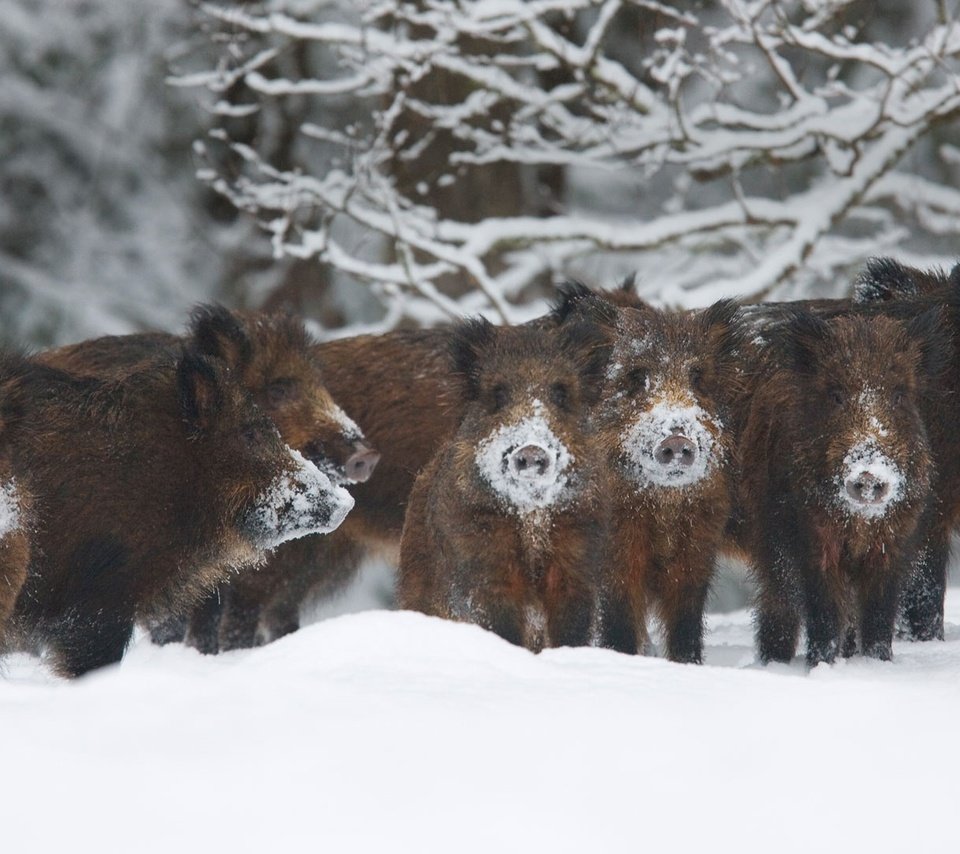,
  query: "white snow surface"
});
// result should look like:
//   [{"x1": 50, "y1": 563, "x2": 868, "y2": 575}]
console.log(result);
[
  {"x1": 253, "y1": 446, "x2": 355, "y2": 549},
  {"x1": 5, "y1": 588, "x2": 960, "y2": 852},
  {"x1": 838, "y1": 439, "x2": 905, "y2": 519},
  {"x1": 0, "y1": 479, "x2": 20, "y2": 539},
  {"x1": 621, "y1": 401, "x2": 720, "y2": 489},
  {"x1": 474, "y1": 401, "x2": 573, "y2": 515}
]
